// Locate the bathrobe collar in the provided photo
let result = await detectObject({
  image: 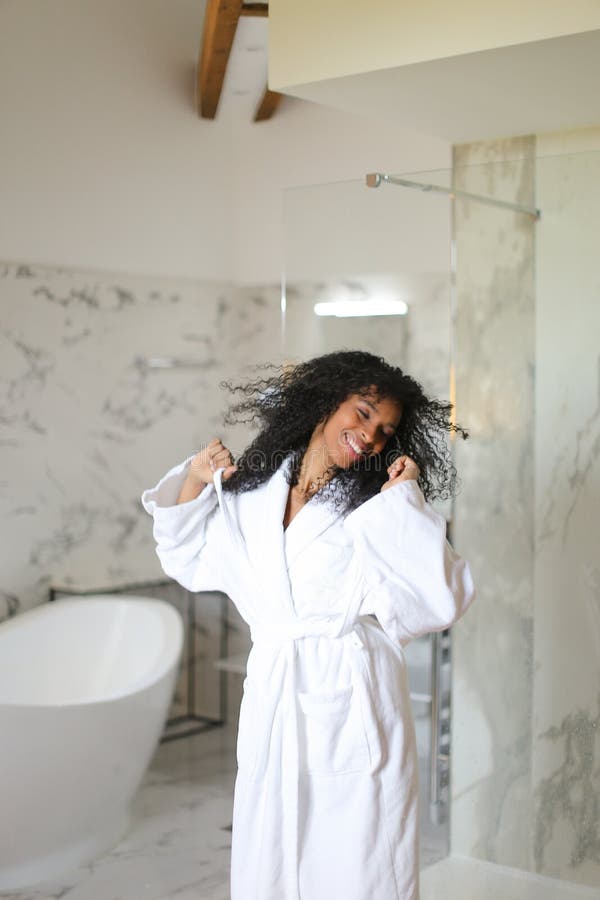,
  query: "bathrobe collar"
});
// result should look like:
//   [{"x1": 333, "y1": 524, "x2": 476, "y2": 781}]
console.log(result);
[
  {"x1": 251, "y1": 454, "x2": 339, "y2": 621},
  {"x1": 217, "y1": 455, "x2": 343, "y2": 622},
  {"x1": 265, "y1": 455, "x2": 342, "y2": 569}
]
